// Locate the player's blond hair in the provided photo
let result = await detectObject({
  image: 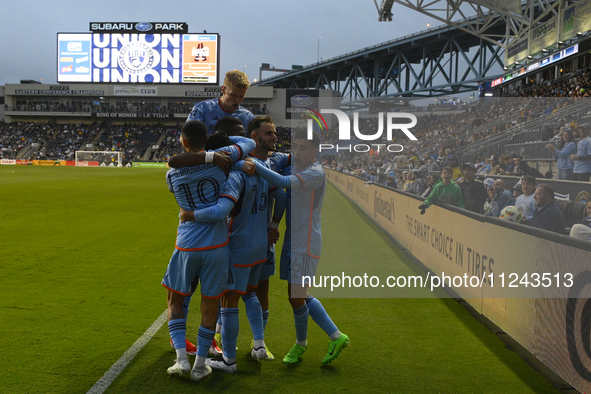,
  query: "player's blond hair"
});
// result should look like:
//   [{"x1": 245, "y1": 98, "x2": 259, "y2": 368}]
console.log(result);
[{"x1": 224, "y1": 69, "x2": 250, "y2": 89}]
